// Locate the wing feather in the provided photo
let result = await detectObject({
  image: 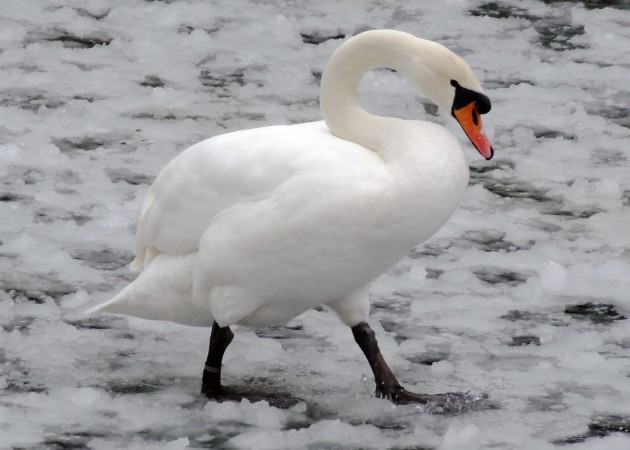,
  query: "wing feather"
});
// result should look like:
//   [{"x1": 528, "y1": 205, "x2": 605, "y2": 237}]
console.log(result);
[{"x1": 132, "y1": 122, "x2": 355, "y2": 268}]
